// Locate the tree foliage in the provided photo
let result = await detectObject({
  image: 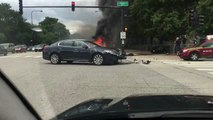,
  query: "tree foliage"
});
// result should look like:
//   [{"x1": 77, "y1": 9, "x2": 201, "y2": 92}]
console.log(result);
[
  {"x1": 38, "y1": 17, "x2": 70, "y2": 44},
  {"x1": 0, "y1": 3, "x2": 32, "y2": 45},
  {"x1": 0, "y1": 3, "x2": 70, "y2": 45},
  {"x1": 129, "y1": 0, "x2": 213, "y2": 44},
  {"x1": 196, "y1": 0, "x2": 213, "y2": 35}
]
